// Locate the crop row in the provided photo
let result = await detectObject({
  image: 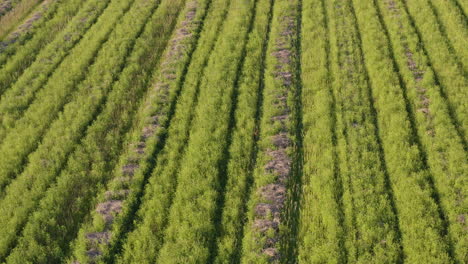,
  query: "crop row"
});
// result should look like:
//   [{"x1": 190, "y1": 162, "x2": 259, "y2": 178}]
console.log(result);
[
  {"x1": 3, "y1": 0, "x2": 183, "y2": 261},
  {"x1": 329, "y1": 0, "x2": 403, "y2": 262},
  {"x1": 0, "y1": 0, "x2": 60, "y2": 68},
  {"x1": 0, "y1": 0, "x2": 136, "y2": 192},
  {"x1": 0, "y1": 0, "x2": 43, "y2": 39},
  {"x1": 0, "y1": 0, "x2": 166, "y2": 261},
  {"x1": 212, "y1": 0, "x2": 273, "y2": 262},
  {"x1": 152, "y1": 0, "x2": 256, "y2": 261},
  {"x1": 349, "y1": 0, "x2": 454, "y2": 262},
  {"x1": 67, "y1": 0, "x2": 209, "y2": 263},
  {"x1": 297, "y1": 0, "x2": 345, "y2": 262},
  {"x1": 297, "y1": 0, "x2": 467, "y2": 262},
  {"x1": 429, "y1": 0, "x2": 467, "y2": 72},
  {"x1": 375, "y1": 0, "x2": 467, "y2": 262},
  {"x1": 116, "y1": 0, "x2": 234, "y2": 262},
  {"x1": 0, "y1": 0, "x2": 99, "y2": 96},
  {"x1": 0, "y1": 0, "x2": 115, "y2": 142},
  {"x1": 404, "y1": 0, "x2": 467, "y2": 144},
  {"x1": 0, "y1": 0, "x2": 465, "y2": 262},
  {"x1": 240, "y1": 0, "x2": 300, "y2": 262}
]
